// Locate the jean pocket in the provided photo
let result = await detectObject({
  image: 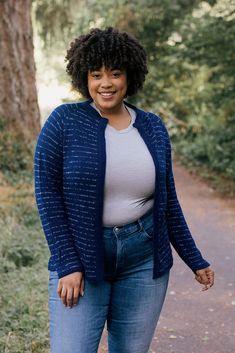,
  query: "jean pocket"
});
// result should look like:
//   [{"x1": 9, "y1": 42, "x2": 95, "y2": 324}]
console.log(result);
[{"x1": 141, "y1": 223, "x2": 154, "y2": 240}]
